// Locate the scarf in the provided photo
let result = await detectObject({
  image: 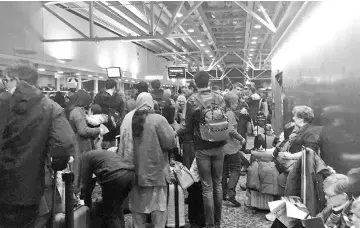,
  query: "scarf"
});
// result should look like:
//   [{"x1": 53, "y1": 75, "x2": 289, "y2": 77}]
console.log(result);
[{"x1": 117, "y1": 92, "x2": 154, "y2": 160}]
